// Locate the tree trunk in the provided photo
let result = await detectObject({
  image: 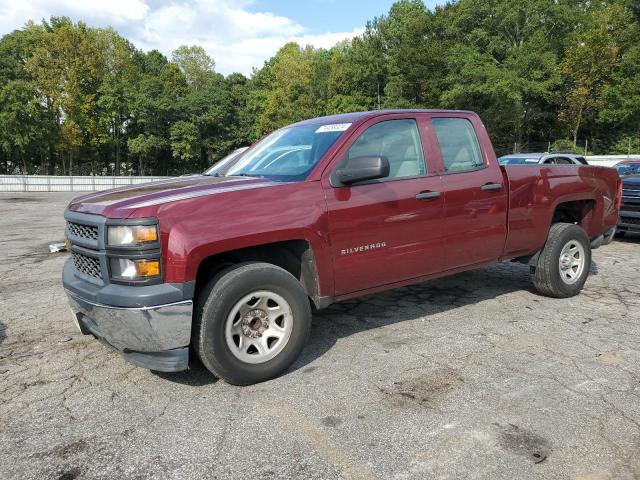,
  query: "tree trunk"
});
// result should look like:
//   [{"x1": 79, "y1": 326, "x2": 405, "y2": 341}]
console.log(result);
[
  {"x1": 572, "y1": 105, "x2": 583, "y2": 147},
  {"x1": 48, "y1": 143, "x2": 55, "y2": 175},
  {"x1": 69, "y1": 150, "x2": 73, "y2": 176},
  {"x1": 114, "y1": 117, "x2": 121, "y2": 176},
  {"x1": 21, "y1": 151, "x2": 28, "y2": 175}
]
